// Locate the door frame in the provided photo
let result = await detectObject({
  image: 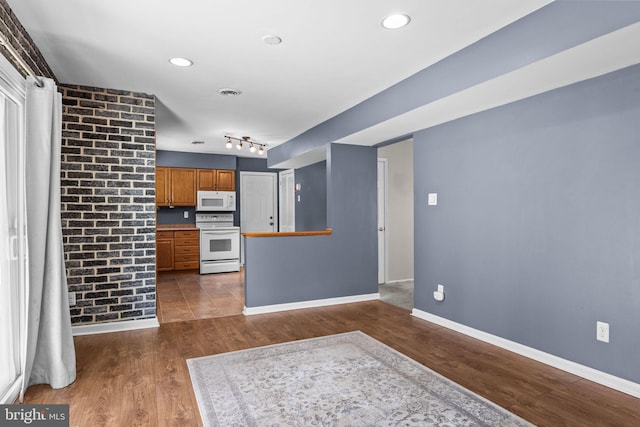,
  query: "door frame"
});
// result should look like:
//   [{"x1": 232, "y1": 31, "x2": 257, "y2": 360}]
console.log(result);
[
  {"x1": 377, "y1": 158, "x2": 388, "y2": 284},
  {"x1": 0, "y1": 53, "x2": 27, "y2": 405},
  {"x1": 278, "y1": 169, "x2": 295, "y2": 232}
]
